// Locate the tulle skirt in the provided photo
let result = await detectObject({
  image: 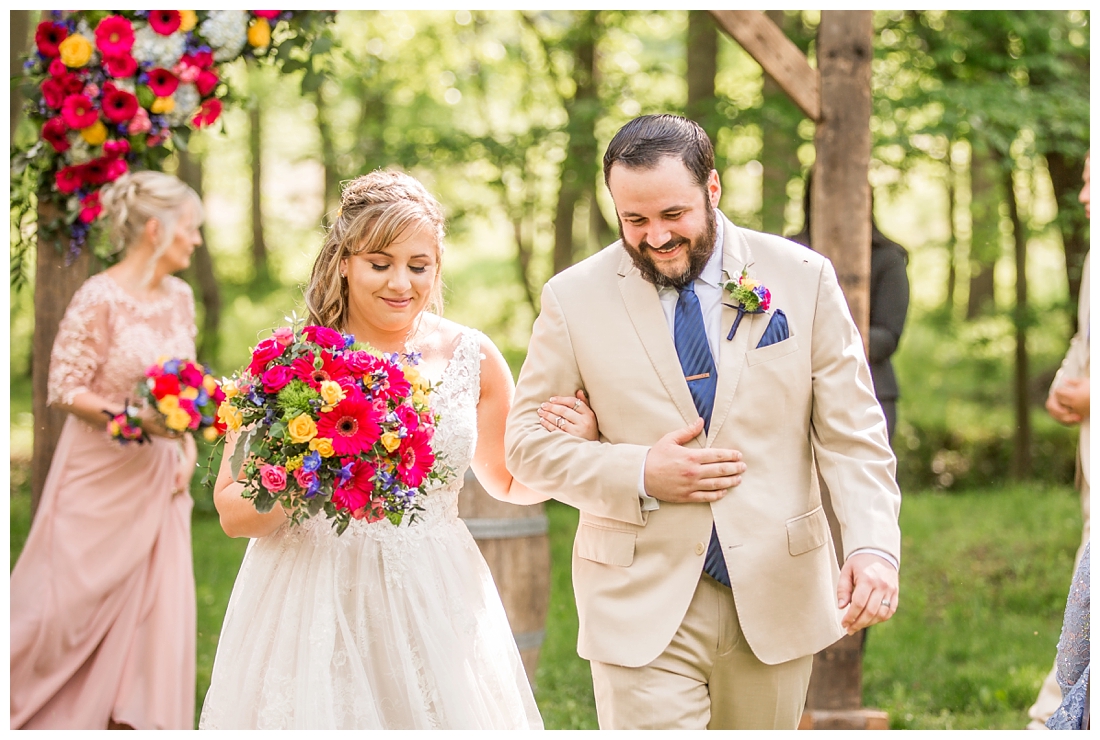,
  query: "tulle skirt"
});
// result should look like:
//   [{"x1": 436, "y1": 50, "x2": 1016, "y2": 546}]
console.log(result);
[{"x1": 198, "y1": 504, "x2": 543, "y2": 730}]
